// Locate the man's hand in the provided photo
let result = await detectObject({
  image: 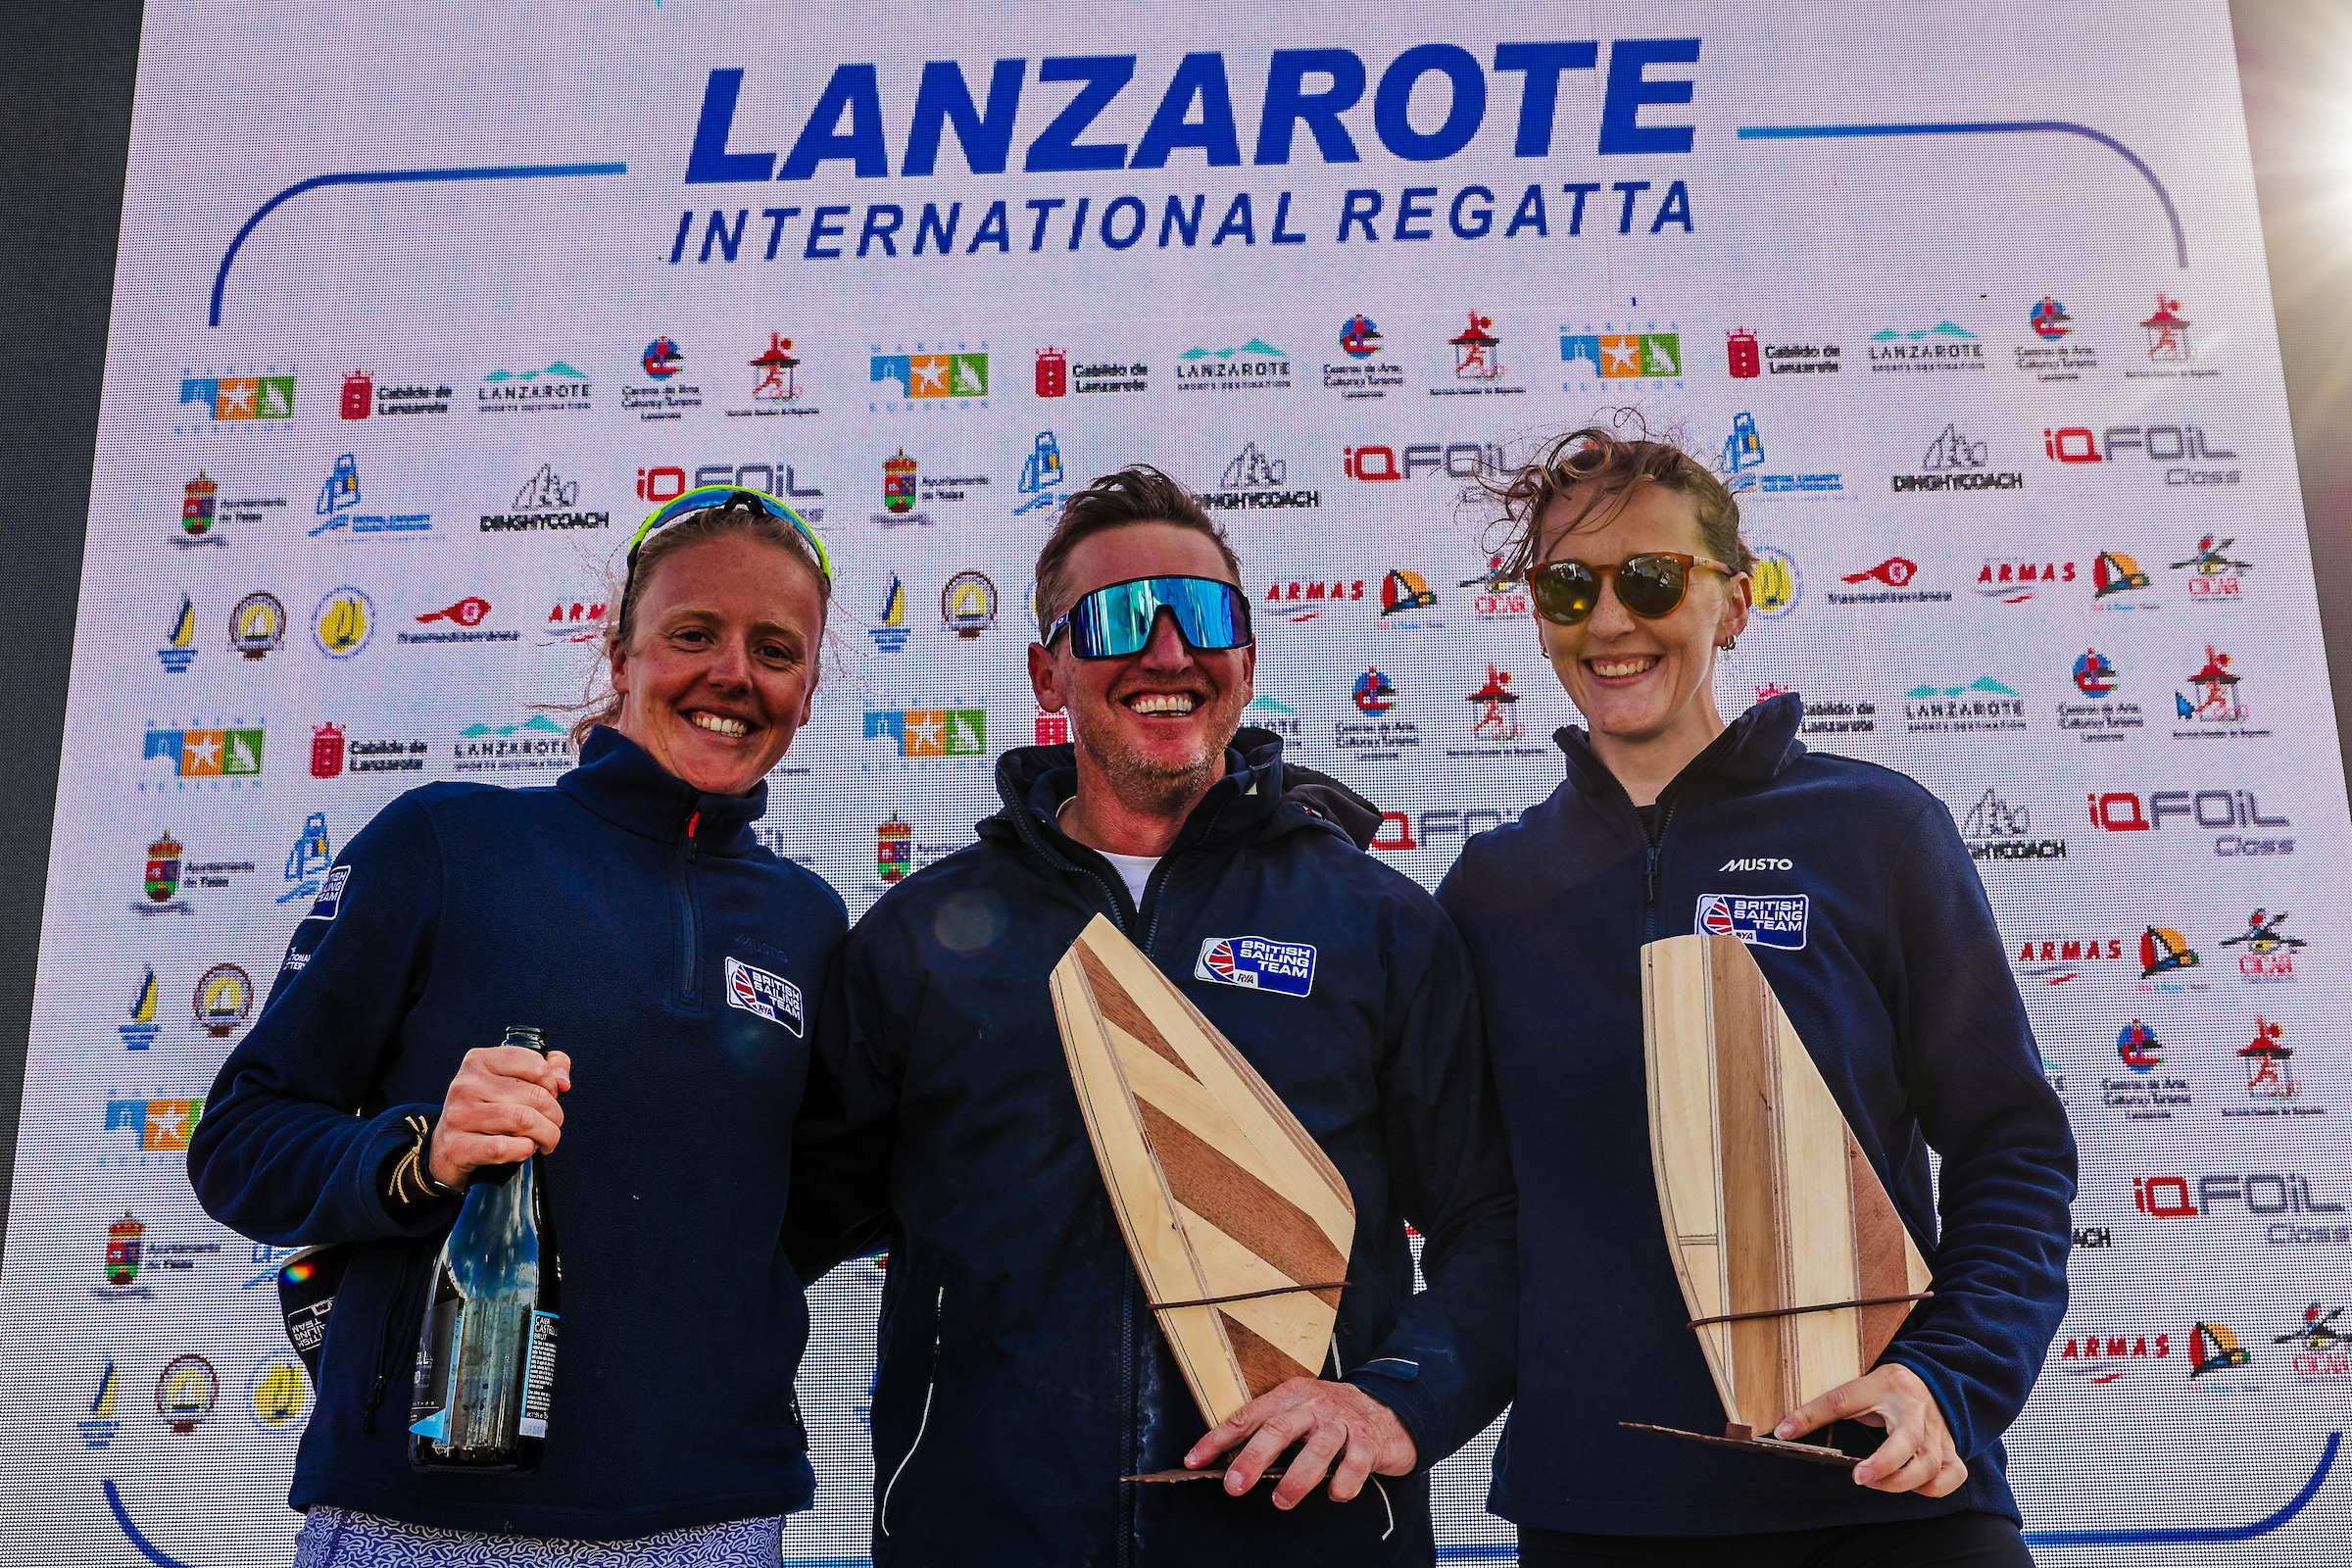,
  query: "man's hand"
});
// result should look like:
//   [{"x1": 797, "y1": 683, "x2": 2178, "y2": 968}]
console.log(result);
[
  {"x1": 428, "y1": 1047, "x2": 573, "y2": 1188},
  {"x1": 1183, "y1": 1377, "x2": 1416, "y2": 1509},
  {"x1": 1775, "y1": 1362, "x2": 1967, "y2": 1495}
]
